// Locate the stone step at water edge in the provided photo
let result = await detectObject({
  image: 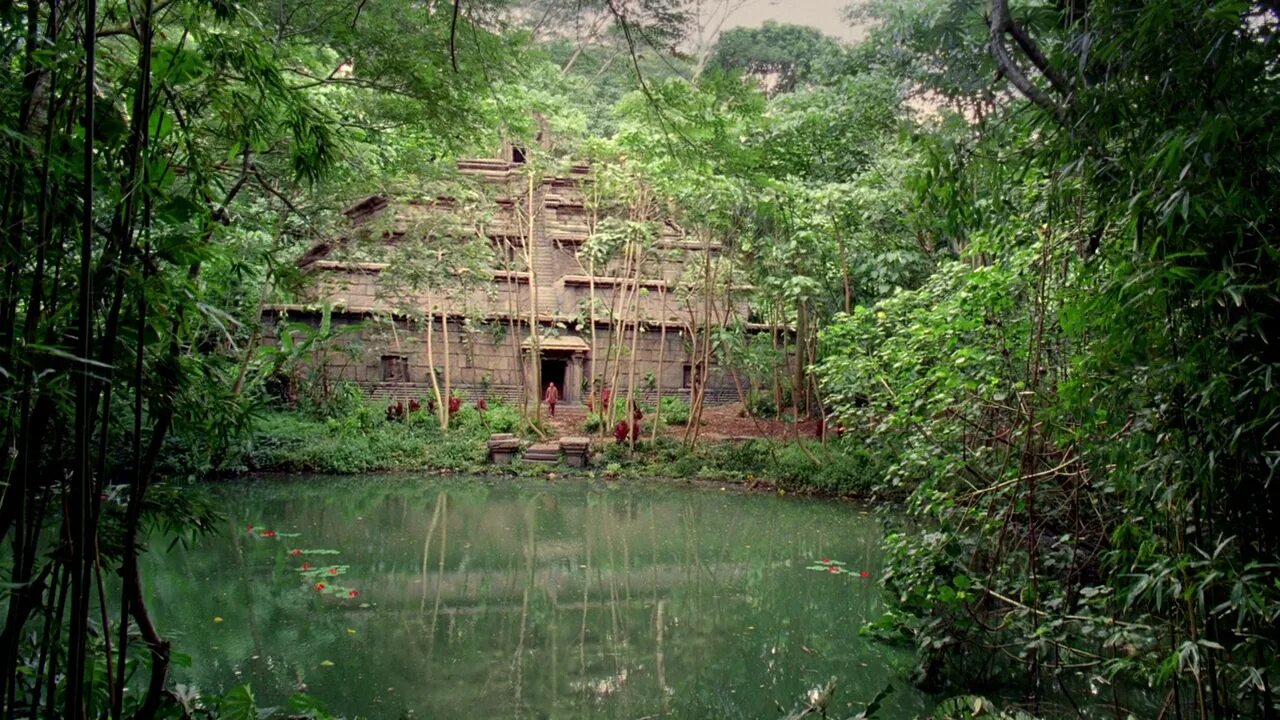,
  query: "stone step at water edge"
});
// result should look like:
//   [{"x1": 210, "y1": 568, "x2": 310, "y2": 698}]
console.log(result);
[
  {"x1": 521, "y1": 442, "x2": 562, "y2": 464},
  {"x1": 521, "y1": 457, "x2": 560, "y2": 465},
  {"x1": 487, "y1": 433, "x2": 521, "y2": 452}
]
